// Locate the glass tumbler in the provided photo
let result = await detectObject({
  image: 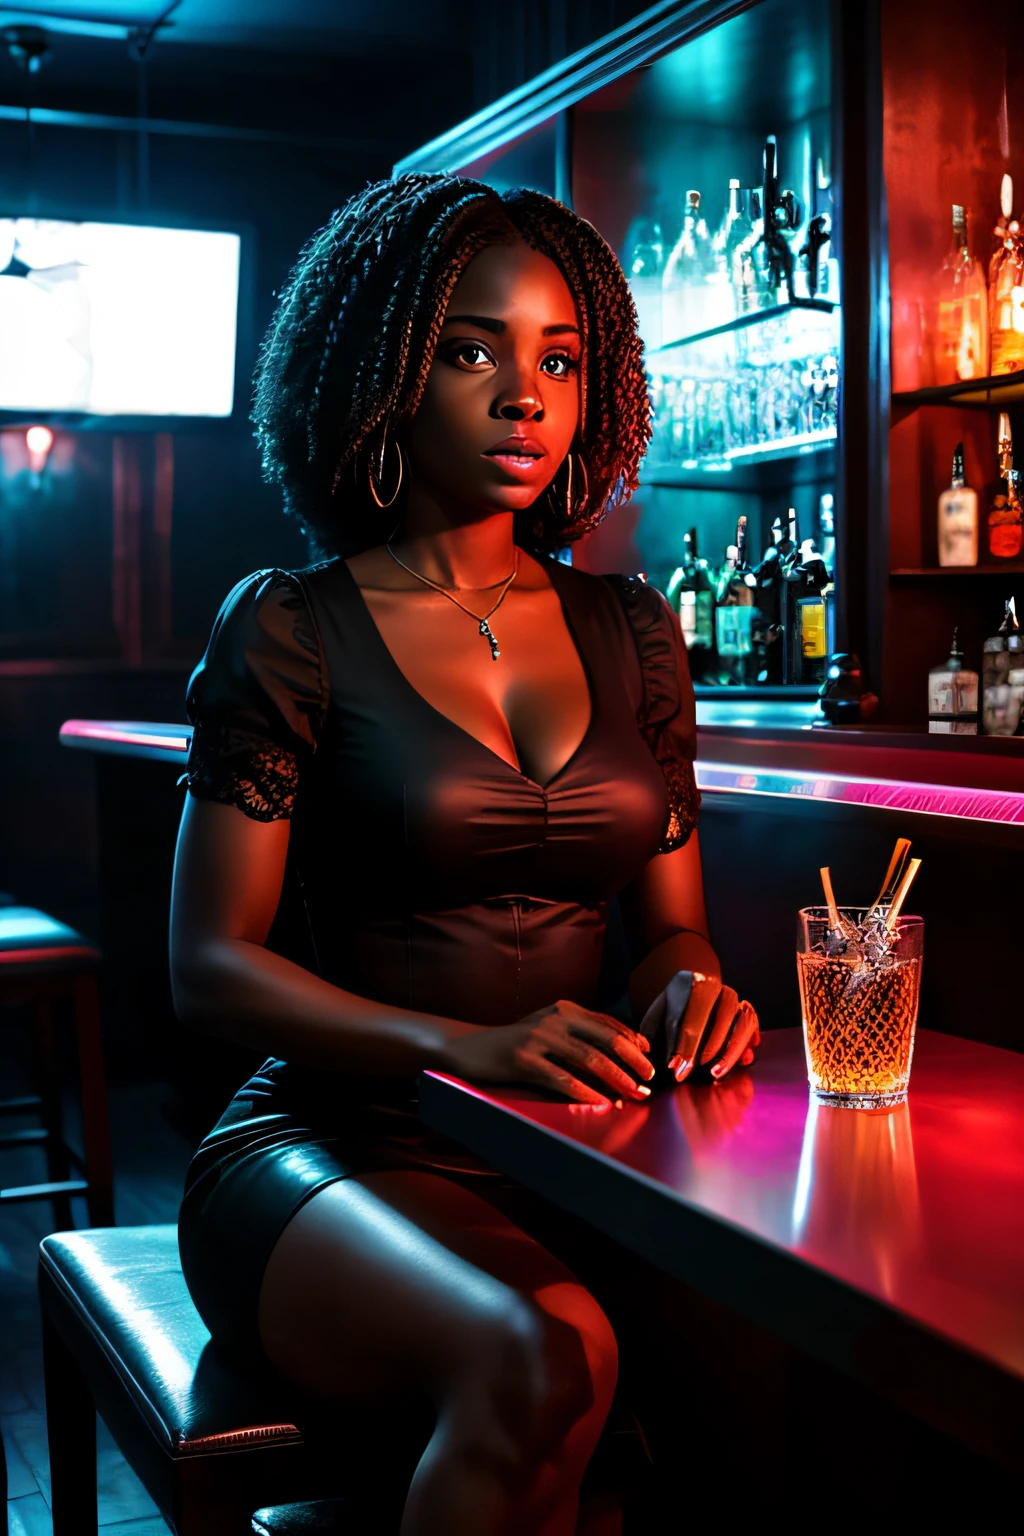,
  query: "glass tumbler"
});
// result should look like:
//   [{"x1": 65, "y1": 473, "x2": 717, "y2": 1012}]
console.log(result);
[{"x1": 797, "y1": 908, "x2": 924, "y2": 1110}]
